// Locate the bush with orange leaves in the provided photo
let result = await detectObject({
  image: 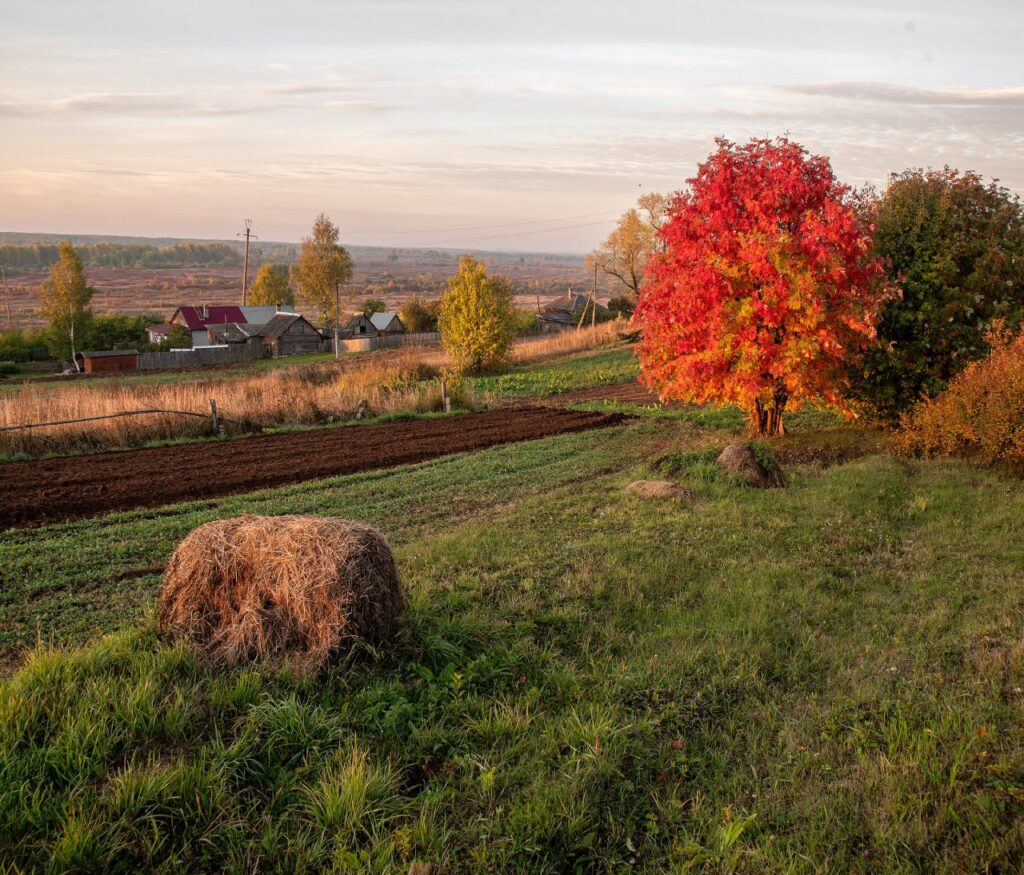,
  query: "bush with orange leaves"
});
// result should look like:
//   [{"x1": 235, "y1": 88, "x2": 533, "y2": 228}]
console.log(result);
[{"x1": 896, "y1": 322, "x2": 1024, "y2": 466}]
